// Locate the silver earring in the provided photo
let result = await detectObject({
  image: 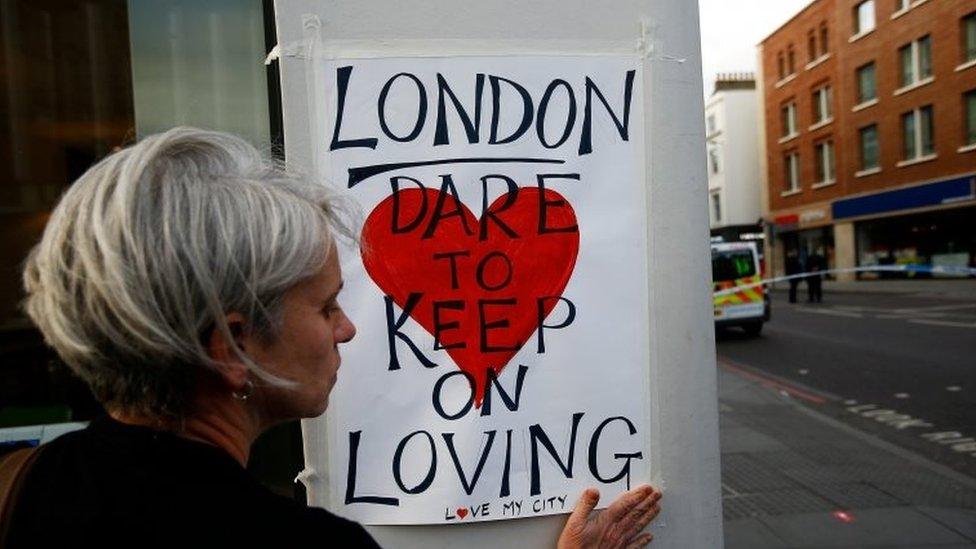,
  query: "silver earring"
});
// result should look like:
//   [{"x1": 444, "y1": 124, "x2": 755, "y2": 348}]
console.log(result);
[{"x1": 232, "y1": 379, "x2": 254, "y2": 401}]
